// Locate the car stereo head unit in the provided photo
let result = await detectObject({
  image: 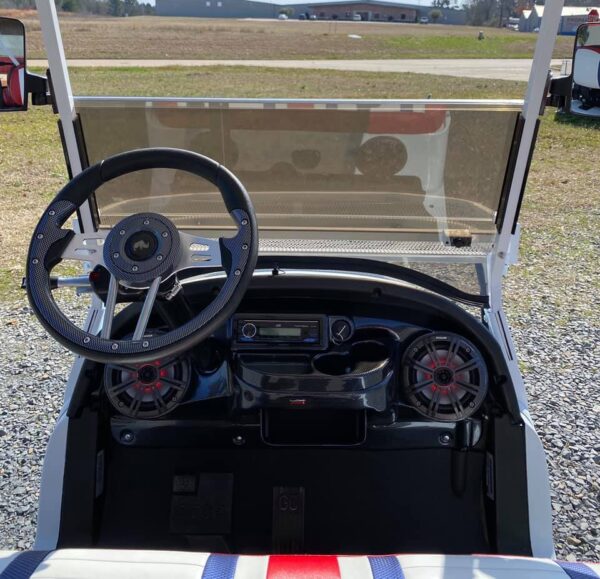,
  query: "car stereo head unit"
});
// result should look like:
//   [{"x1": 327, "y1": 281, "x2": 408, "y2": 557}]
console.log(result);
[{"x1": 233, "y1": 315, "x2": 328, "y2": 349}]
